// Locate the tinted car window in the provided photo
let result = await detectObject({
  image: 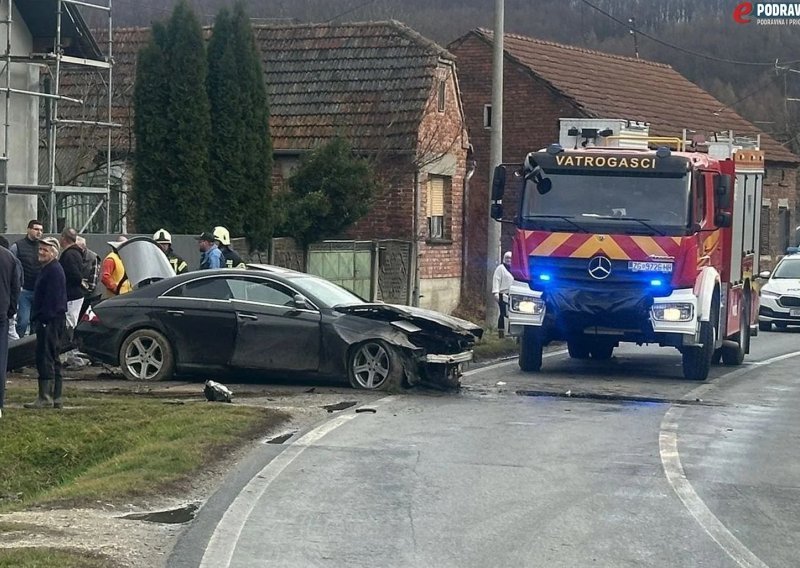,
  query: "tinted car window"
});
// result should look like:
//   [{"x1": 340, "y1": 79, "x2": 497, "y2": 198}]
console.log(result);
[
  {"x1": 229, "y1": 277, "x2": 296, "y2": 306},
  {"x1": 165, "y1": 277, "x2": 233, "y2": 300}
]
